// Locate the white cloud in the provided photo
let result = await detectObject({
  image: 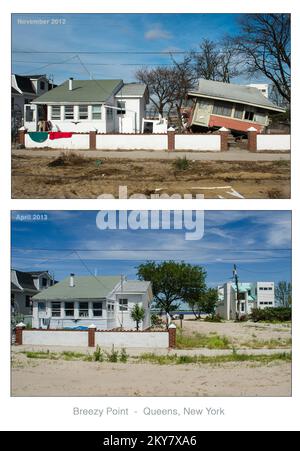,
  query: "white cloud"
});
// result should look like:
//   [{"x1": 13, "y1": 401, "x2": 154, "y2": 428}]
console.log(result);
[{"x1": 144, "y1": 24, "x2": 172, "y2": 40}]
